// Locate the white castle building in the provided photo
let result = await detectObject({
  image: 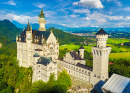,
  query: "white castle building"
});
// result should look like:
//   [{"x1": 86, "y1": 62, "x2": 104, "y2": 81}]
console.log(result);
[
  {"x1": 16, "y1": 9, "x2": 111, "y2": 85},
  {"x1": 16, "y1": 9, "x2": 58, "y2": 82}
]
